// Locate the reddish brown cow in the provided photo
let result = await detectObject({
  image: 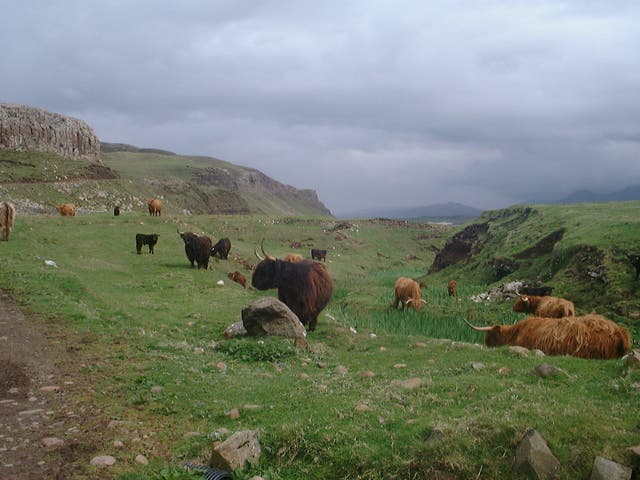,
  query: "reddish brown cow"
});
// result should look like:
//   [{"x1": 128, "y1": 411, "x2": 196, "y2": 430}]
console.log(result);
[
  {"x1": 393, "y1": 277, "x2": 426, "y2": 311},
  {"x1": 464, "y1": 314, "x2": 631, "y2": 359},
  {"x1": 0, "y1": 202, "x2": 16, "y2": 241},
  {"x1": 283, "y1": 253, "x2": 304, "y2": 263},
  {"x1": 147, "y1": 198, "x2": 162, "y2": 216},
  {"x1": 56, "y1": 203, "x2": 76, "y2": 216},
  {"x1": 513, "y1": 294, "x2": 575, "y2": 318},
  {"x1": 228, "y1": 271, "x2": 247, "y2": 288},
  {"x1": 447, "y1": 279, "x2": 457, "y2": 297}
]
